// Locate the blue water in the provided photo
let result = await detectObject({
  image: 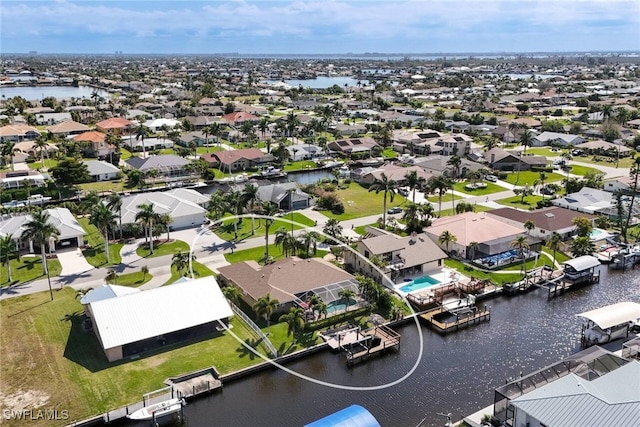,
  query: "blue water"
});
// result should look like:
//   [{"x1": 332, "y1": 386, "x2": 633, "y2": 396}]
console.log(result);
[
  {"x1": 264, "y1": 77, "x2": 367, "y2": 88},
  {"x1": 326, "y1": 298, "x2": 356, "y2": 314},
  {"x1": 399, "y1": 275, "x2": 441, "y2": 293},
  {"x1": 590, "y1": 228, "x2": 607, "y2": 240},
  {"x1": 0, "y1": 85, "x2": 108, "y2": 101}
]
